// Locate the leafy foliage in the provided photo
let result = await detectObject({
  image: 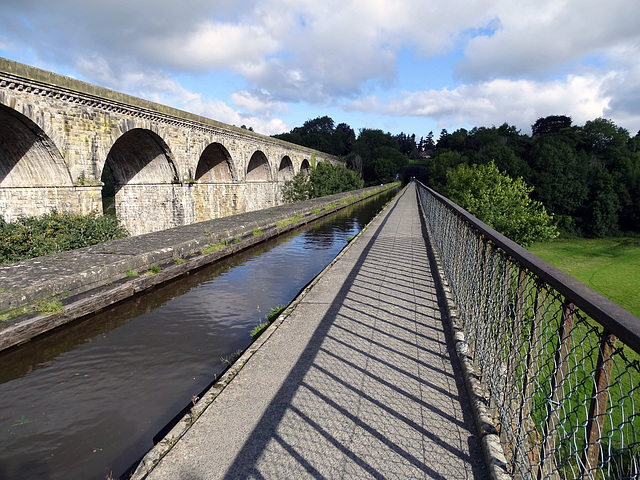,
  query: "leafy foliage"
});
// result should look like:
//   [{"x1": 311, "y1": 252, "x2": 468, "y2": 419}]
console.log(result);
[
  {"x1": 0, "y1": 210, "x2": 128, "y2": 264},
  {"x1": 274, "y1": 117, "x2": 415, "y2": 186},
  {"x1": 531, "y1": 115, "x2": 572, "y2": 136},
  {"x1": 310, "y1": 161, "x2": 364, "y2": 197},
  {"x1": 281, "y1": 169, "x2": 312, "y2": 203},
  {"x1": 445, "y1": 162, "x2": 558, "y2": 245},
  {"x1": 431, "y1": 116, "x2": 640, "y2": 238},
  {"x1": 277, "y1": 114, "x2": 640, "y2": 240},
  {"x1": 281, "y1": 161, "x2": 364, "y2": 203}
]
